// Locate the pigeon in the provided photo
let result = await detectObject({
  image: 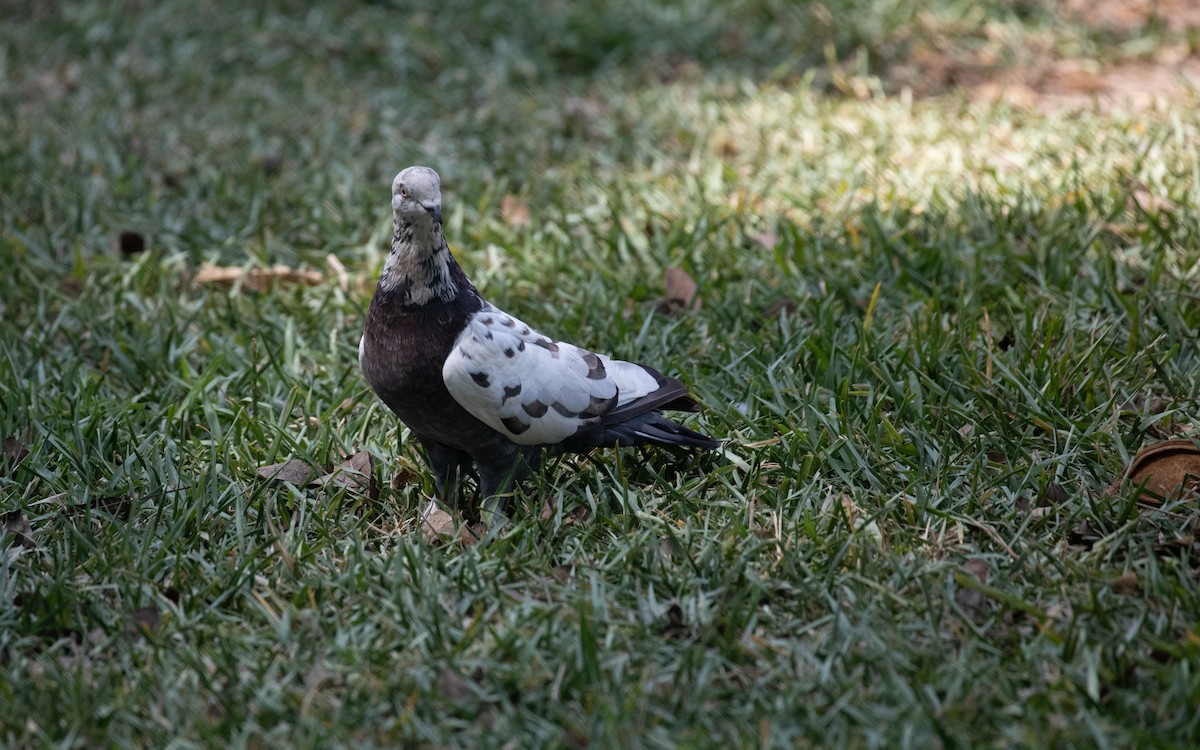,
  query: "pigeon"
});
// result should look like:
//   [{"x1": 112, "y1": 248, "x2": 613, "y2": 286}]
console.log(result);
[{"x1": 360, "y1": 166, "x2": 718, "y2": 522}]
